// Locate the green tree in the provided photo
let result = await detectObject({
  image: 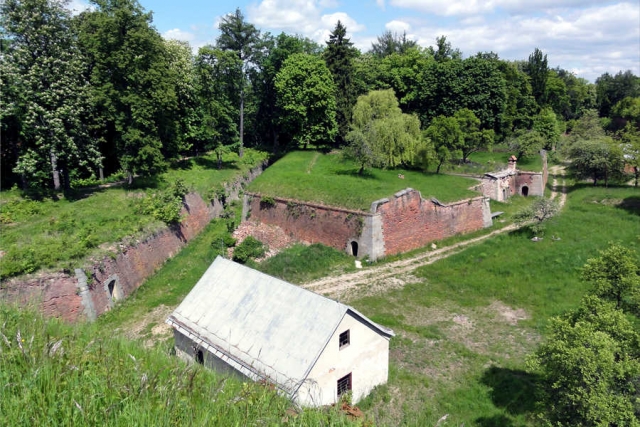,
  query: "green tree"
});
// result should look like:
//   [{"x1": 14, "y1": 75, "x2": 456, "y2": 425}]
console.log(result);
[
  {"x1": 582, "y1": 244, "x2": 640, "y2": 310},
  {"x1": 432, "y1": 35, "x2": 461, "y2": 63},
  {"x1": 524, "y1": 47, "x2": 548, "y2": 107},
  {"x1": 216, "y1": 8, "x2": 260, "y2": 157},
  {"x1": 251, "y1": 32, "x2": 321, "y2": 153},
  {"x1": 274, "y1": 53, "x2": 337, "y2": 149},
  {"x1": 569, "y1": 139, "x2": 625, "y2": 187},
  {"x1": 324, "y1": 20, "x2": 358, "y2": 145},
  {"x1": 425, "y1": 116, "x2": 462, "y2": 174},
  {"x1": 370, "y1": 30, "x2": 417, "y2": 58},
  {"x1": 1, "y1": 0, "x2": 102, "y2": 191},
  {"x1": 529, "y1": 295, "x2": 640, "y2": 427},
  {"x1": 513, "y1": 198, "x2": 560, "y2": 236},
  {"x1": 596, "y1": 70, "x2": 640, "y2": 119},
  {"x1": 544, "y1": 70, "x2": 570, "y2": 118},
  {"x1": 76, "y1": 0, "x2": 175, "y2": 183},
  {"x1": 507, "y1": 130, "x2": 545, "y2": 160},
  {"x1": 454, "y1": 108, "x2": 494, "y2": 162},
  {"x1": 194, "y1": 46, "x2": 242, "y2": 154},
  {"x1": 345, "y1": 89, "x2": 425, "y2": 173},
  {"x1": 619, "y1": 122, "x2": 640, "y2": 186},
  {"x1": 533, "y1": 107, "x2": 561, "y2": 150}
]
